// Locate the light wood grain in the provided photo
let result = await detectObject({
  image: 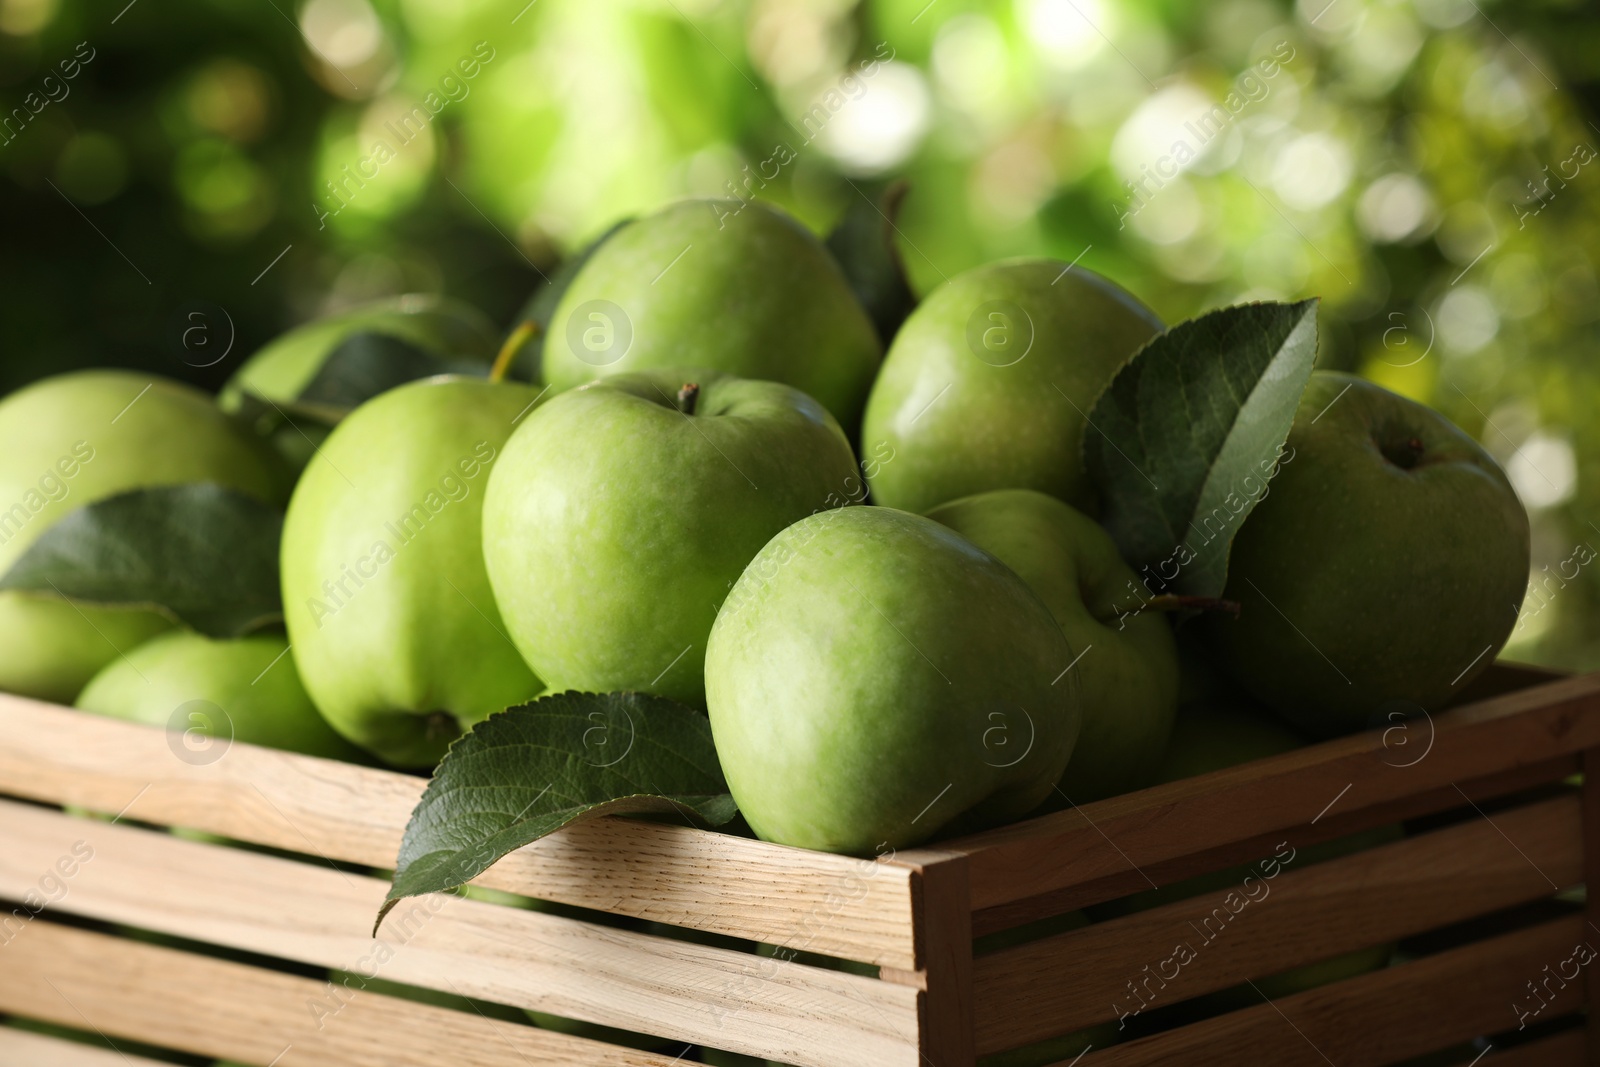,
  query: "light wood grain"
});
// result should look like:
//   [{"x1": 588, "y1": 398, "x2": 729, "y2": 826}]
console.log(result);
[
  {"x1": 0, "y1": 1028, "x2": 178, "y2": 1067},
  {"x1": 0, "y1": 693, "x2": 920, "y2": 969},
  {"x1": 1074, "y1": 916, "x2": 1587, "y2": 1066},
  {"x1": 0, "y1": 919, "x2": 682, "y2": 1066},
  {"x1": 973, "y1": 793, "x2": 1582, "y2": 1054},
  {"x1": 947, "y1": 672, "x2": 1600, "y2": 919},
  {"x1": 0, "y1": 797, "x2": 922, "y2": 1067}
]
